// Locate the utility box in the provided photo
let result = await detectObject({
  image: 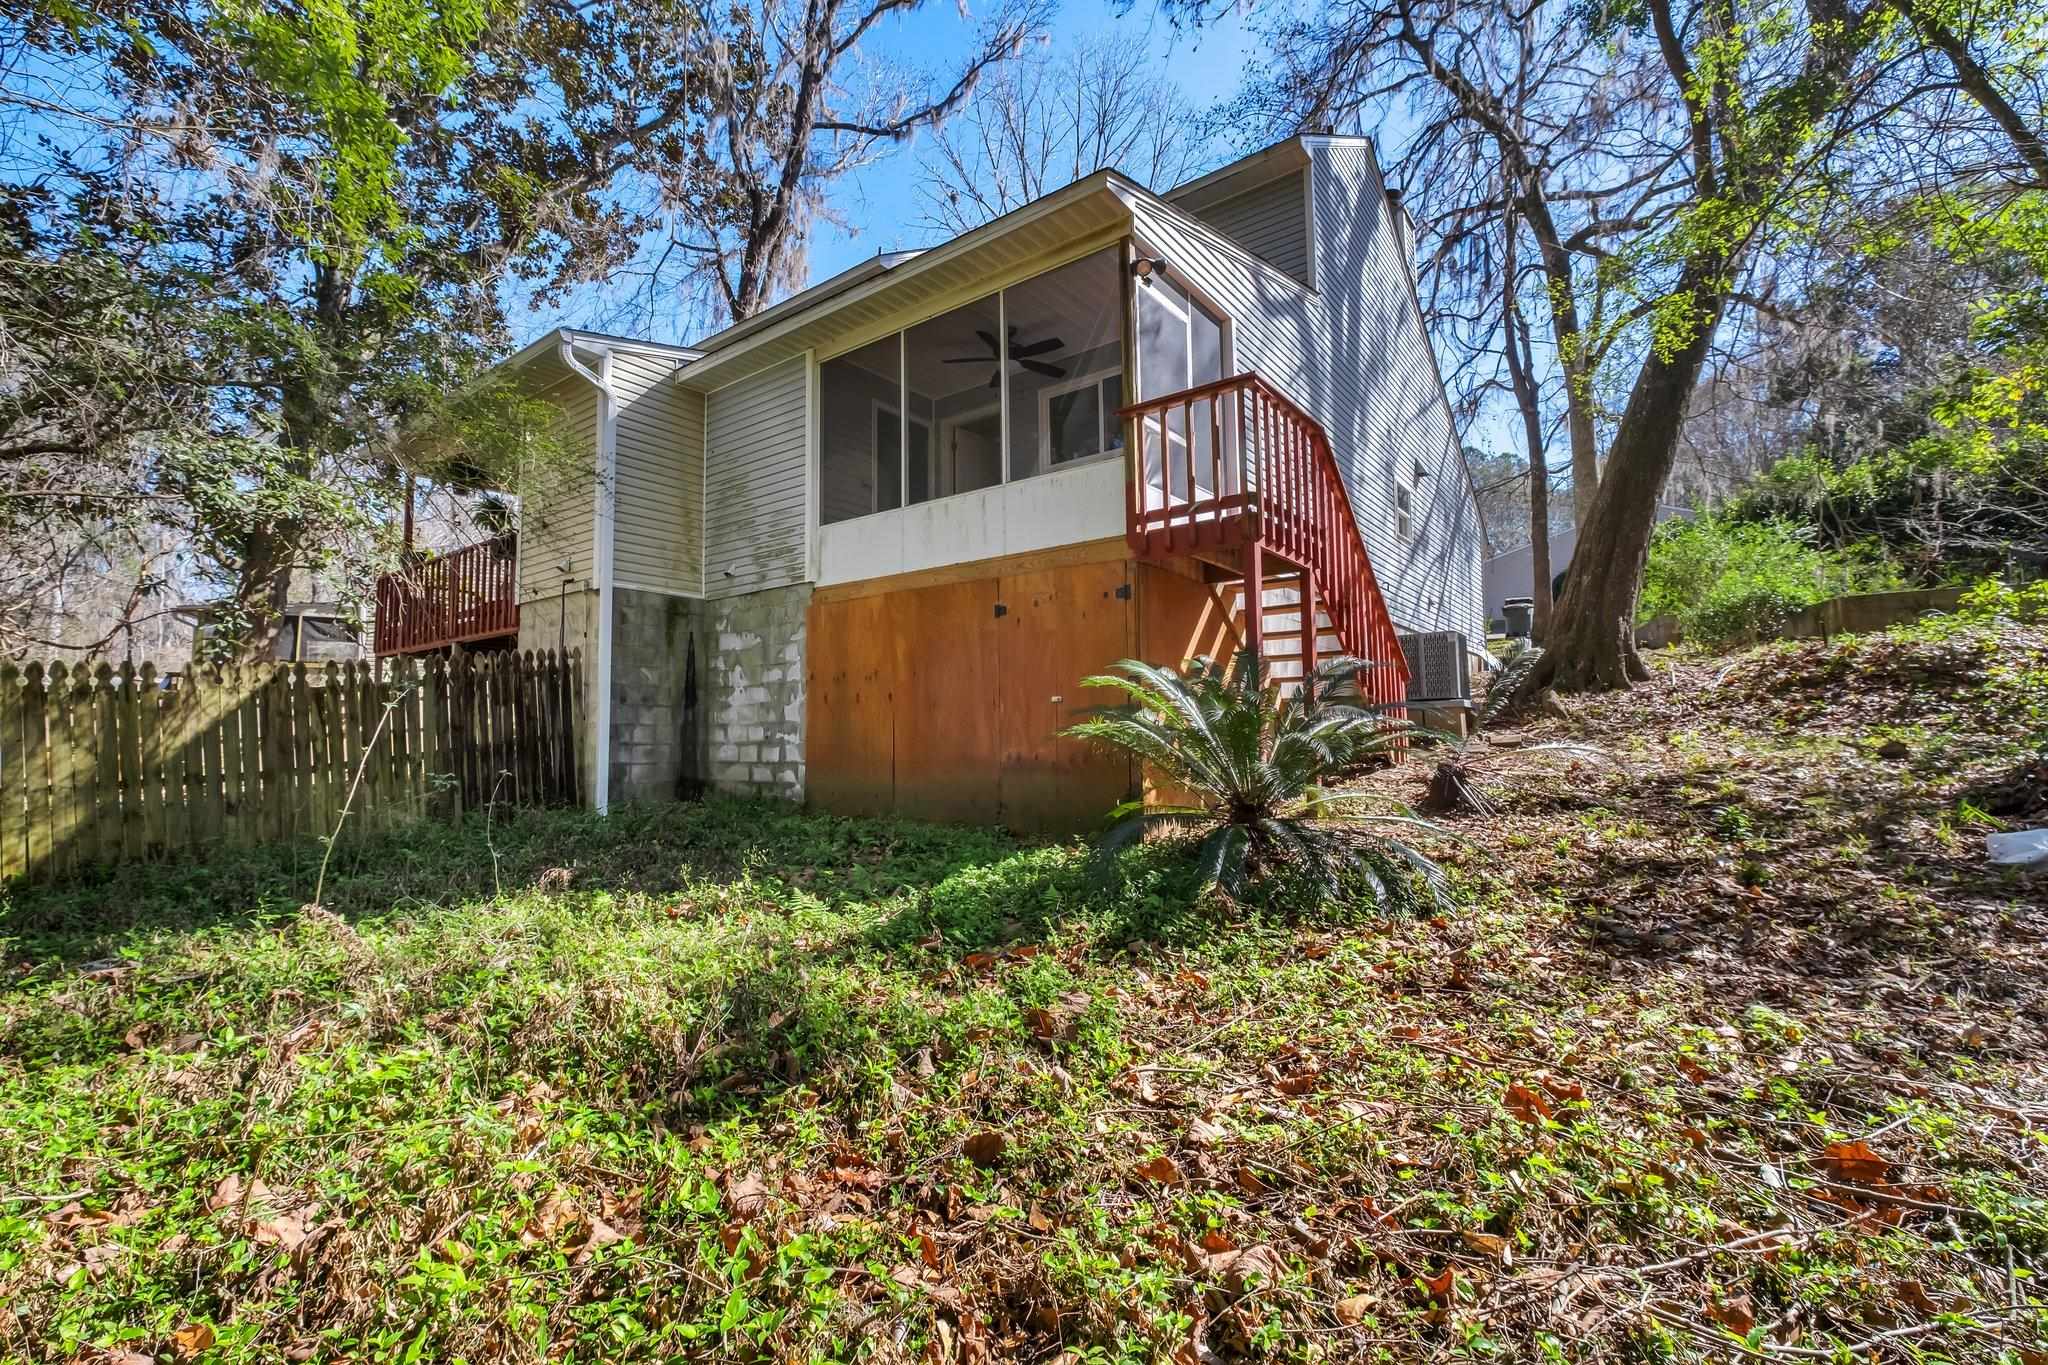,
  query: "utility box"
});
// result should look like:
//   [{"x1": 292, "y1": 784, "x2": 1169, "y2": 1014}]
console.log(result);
[{"x1": 1397, "y1": 630, "x2": 1473, "y2": 706}]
